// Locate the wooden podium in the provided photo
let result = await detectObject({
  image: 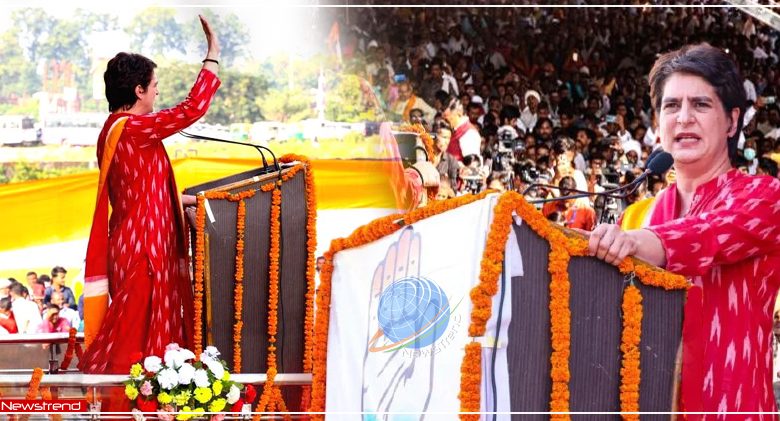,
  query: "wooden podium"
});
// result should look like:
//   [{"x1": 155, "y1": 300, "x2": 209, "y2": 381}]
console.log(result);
[
  {"x1": 314, "y1": 192, "x2": 687, "y2": 417},
  {"x1": 184, "y1": 160, "x2": 314, "y2": 407},
  {"x1": 509, "y1": 221, "x2": 685, "y2": 417}
]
